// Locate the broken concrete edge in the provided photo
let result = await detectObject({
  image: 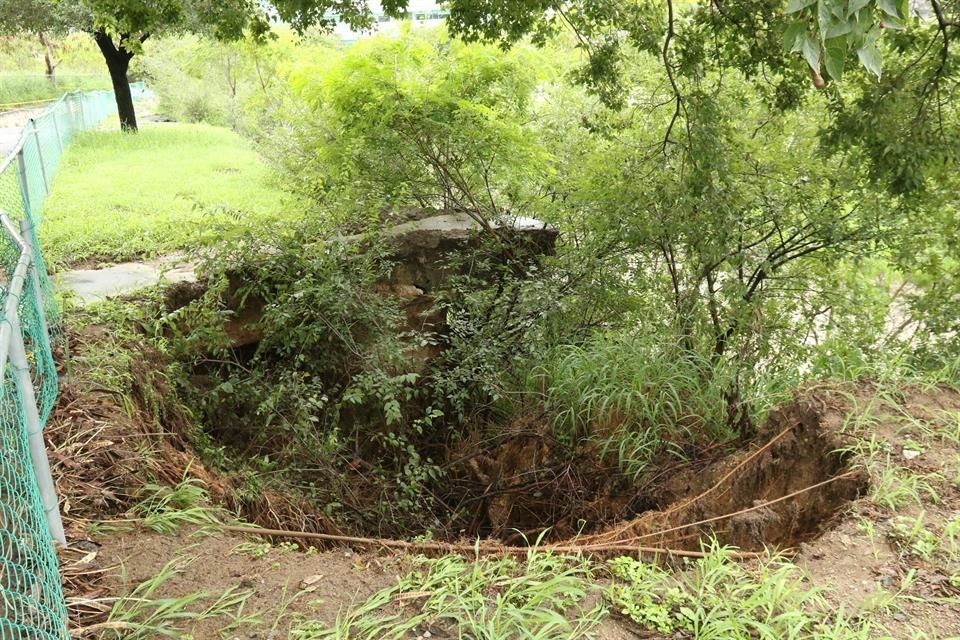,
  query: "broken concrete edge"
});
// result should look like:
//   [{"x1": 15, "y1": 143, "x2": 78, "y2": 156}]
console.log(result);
[{"x1": 58, "y1": 210, "x2": 558, "y2": 306}]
